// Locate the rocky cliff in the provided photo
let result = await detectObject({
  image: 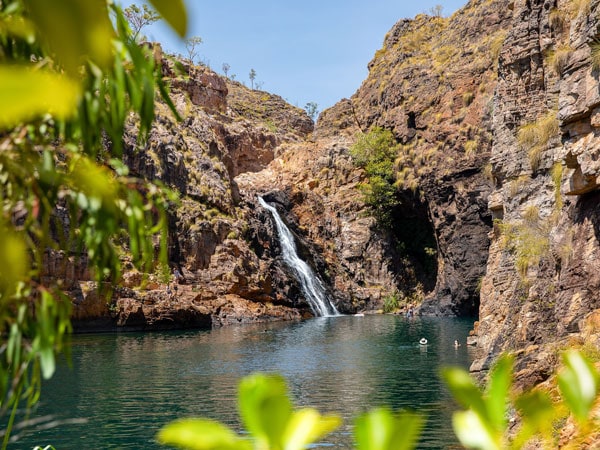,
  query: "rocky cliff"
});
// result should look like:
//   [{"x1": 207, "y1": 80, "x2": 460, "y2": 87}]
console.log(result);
[
  {"x1": 66, "y1": 0, "x2": 600, "y2": 388},
  {"x1": 295, "y1": 0, "x2": 600, "y2": 388},
  {"x1": 69, "y1": 59, "x2": 316, "y2": 330},
  {"x1": 313, "y1": 0, "x2": 513, "y2": 315},
  {"x1": 66, "y1": 0, "x2": 518, "y2": 329},
  {"x1": 472, "y1": 0, "x2": 600, "y2": 386}
]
